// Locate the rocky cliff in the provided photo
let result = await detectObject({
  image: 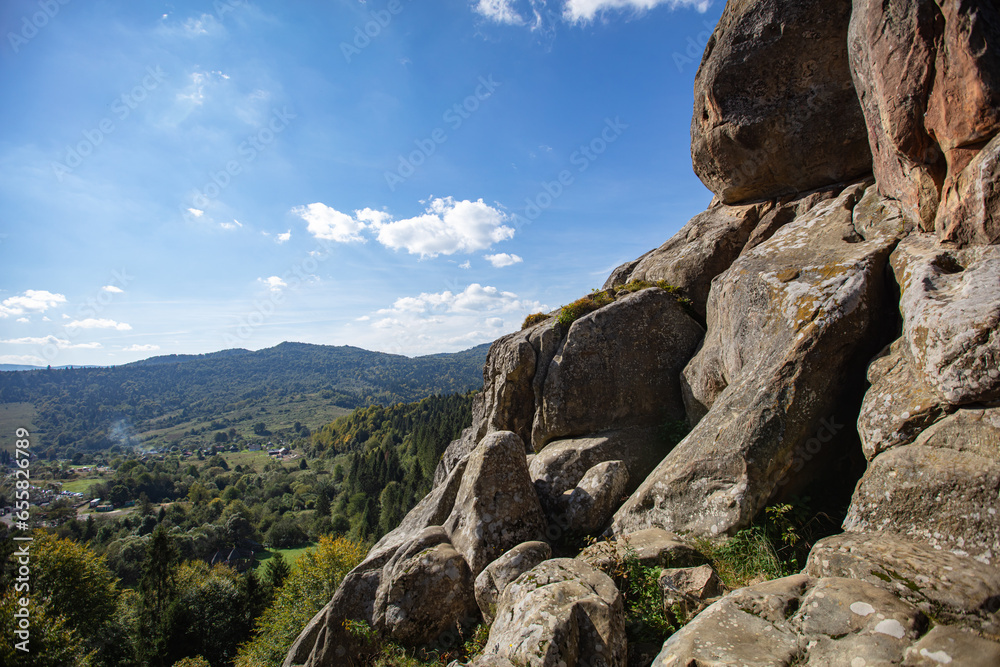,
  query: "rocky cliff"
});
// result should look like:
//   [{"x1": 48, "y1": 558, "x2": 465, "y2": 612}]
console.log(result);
[{"x1": 287, "y1": 1, "x2": 1000, "y2": 665}]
